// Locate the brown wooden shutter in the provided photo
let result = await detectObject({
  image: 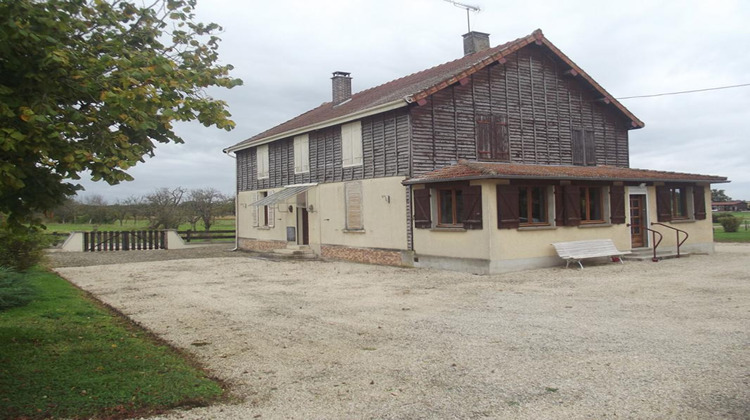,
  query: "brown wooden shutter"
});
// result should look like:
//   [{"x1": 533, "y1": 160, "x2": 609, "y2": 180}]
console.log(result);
[
  {"x1": 584, "y1": 130, "x2": 596, "y2": 166},
  {"x1": 554, "y1": 186, "x2": 566, "y2": 226},
  {"x1": 345, "y1": 181, "x2": 363, "y2": 230},
  {"x1": 462, "y1": 185, "x2": 483, "y2": 229},
  {"x1": 563, "y1": 185, "x2": 581, "y2": 226},
  {"x1": 413, "y1": 188, "x2": 432, "y2": 229},
  {"x1": 572, "y1": 129, "x2": 584, "y2": 166},
  {"x1": 693, "y1": 185, "x2": 707, "y2": 220},
  {"x1": 609, "y1": 185, "x2": 626, "y2": 224},
  {"x1": 493, "y1": 114, "x2": 510, "y2": 161},
  {"x1": 476, "y1": 114, "x2": 492, "y2": 160},
  {"x1": 655, "y1": 186, "x2": 672, "y2": 222},
  {"x1": 497, "y1": 184, "x2": 519, "y2": 229}
]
